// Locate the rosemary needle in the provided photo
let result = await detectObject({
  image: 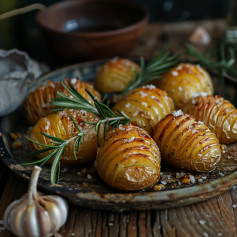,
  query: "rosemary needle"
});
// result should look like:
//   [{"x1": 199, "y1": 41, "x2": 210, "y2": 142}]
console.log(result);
[{"x1": 185, "y1": 42, "x2": 237, "y2": 86}]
